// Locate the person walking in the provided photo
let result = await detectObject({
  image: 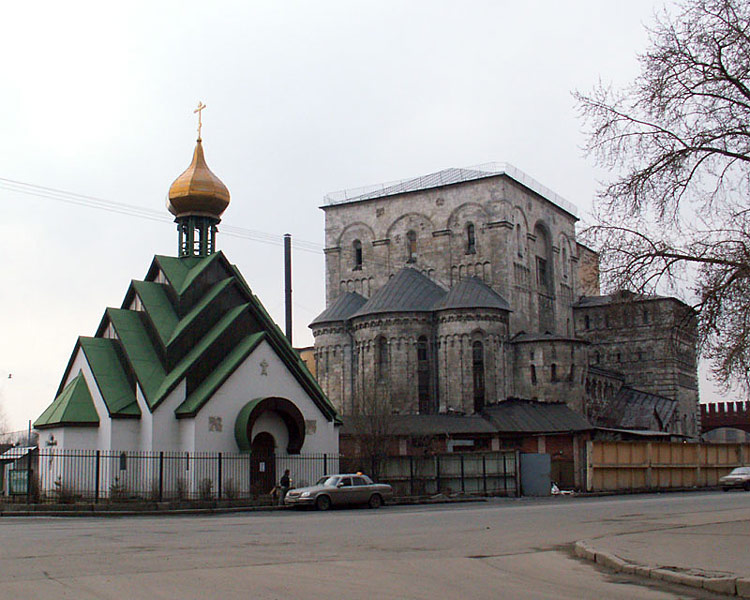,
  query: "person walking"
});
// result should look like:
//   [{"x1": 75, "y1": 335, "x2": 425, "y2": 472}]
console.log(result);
[{"x1": 279, "y1": 469, "x2": 291, "y2": 505}]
